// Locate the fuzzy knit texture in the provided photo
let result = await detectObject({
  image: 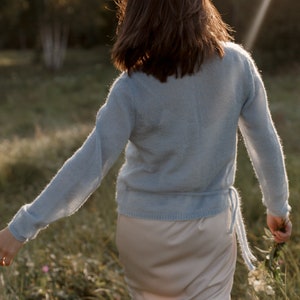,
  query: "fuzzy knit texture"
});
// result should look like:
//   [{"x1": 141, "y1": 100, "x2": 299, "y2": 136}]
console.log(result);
[{"x1": 9, "y1": 43, "x2": 290, "y2": 248}]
